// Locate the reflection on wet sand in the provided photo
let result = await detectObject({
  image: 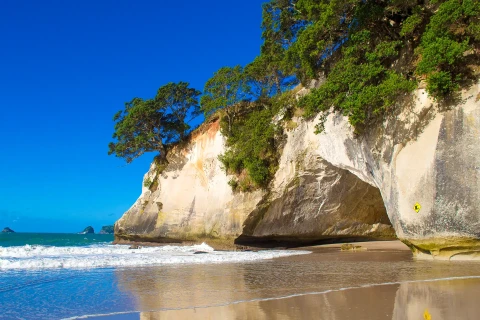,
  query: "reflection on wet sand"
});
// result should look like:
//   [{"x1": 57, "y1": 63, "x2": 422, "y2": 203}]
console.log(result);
[
  {"x1": 112, "y1": 242, "x2": 480, "y2": 319},
  {"x1": 135, "y1": 279, "x2": 480, "y2": 320},
  {"x1": 115, "y1": 264, "x2": 249, "y2": 311},
  {"x1": 393, "y1": 278, "x2": 480, "y2": 320}
]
